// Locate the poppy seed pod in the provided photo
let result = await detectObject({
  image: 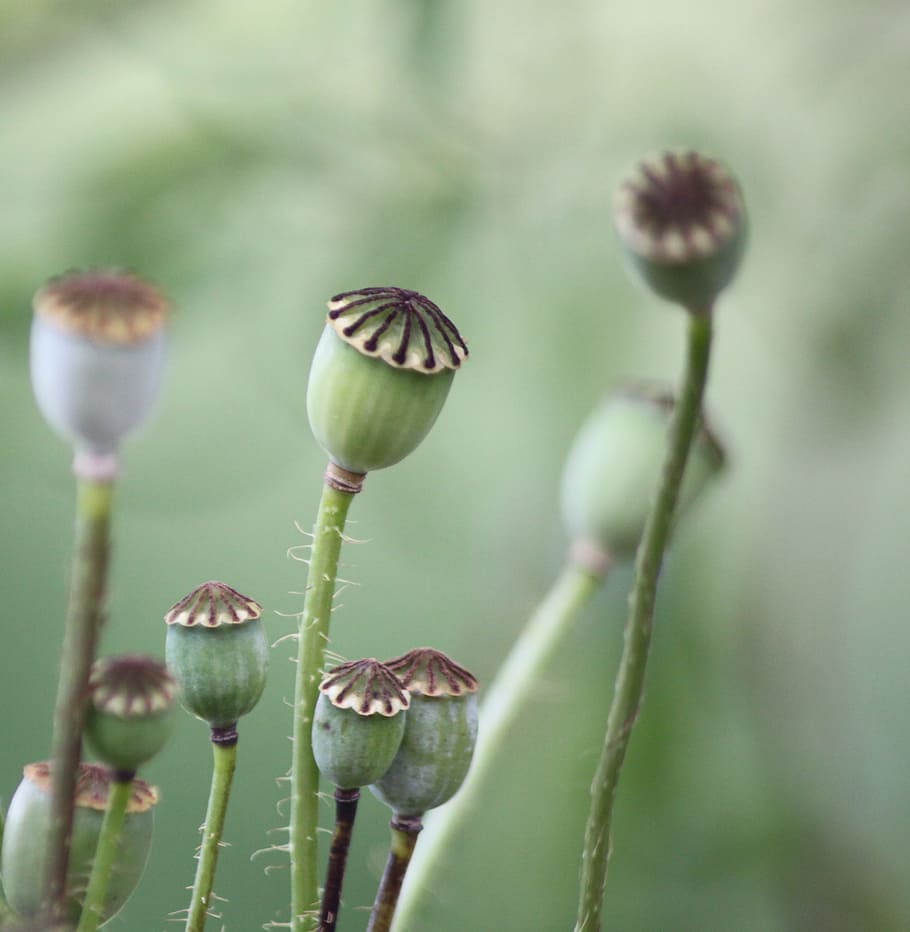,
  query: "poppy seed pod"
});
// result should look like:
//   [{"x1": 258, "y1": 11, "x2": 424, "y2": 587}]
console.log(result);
[
  {"x1": 306, "y1": 287, "x2": 468, "y2": 475},
  {"x1": 29, "y1": 270, "x2": 168, "y2": 477},
  {"x1": 2, "y1": 762, "x2": 157, "y2": 925},
  {"x1": 312, "y1": 658, "x2": 410, "y2": 790},
  {"x1": 370, "y1": 648, "x2": 478, "y2": 818},
  {"x1": 614, "y1": 151, "x2": 746, "y2": 313},
  {"x1": 86, "y1": 655, "x2": 177, "y2": 774},
  {"x1": 560, "y1": 384, "x2": 725, "y2": 565},
  {"x1": 164, "y1": 581, "x2": 268, "y2": 731}
]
